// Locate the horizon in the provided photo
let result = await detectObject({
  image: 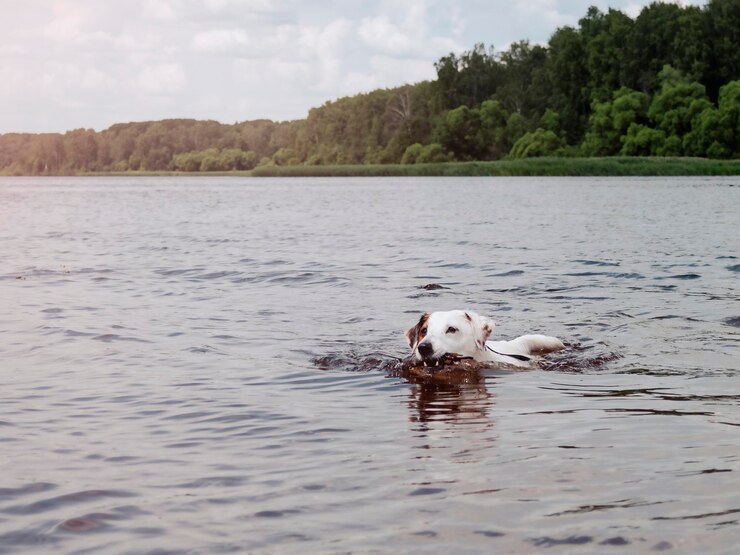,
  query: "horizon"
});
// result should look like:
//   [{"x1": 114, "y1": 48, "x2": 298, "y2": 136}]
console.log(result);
[{"x1": 1, "y1": 0, "x2": 707, "y2": 135}]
